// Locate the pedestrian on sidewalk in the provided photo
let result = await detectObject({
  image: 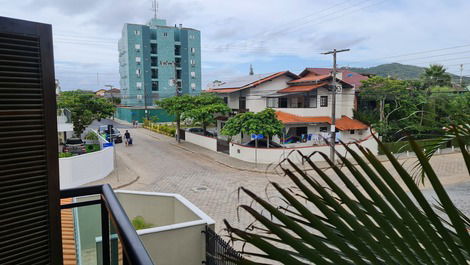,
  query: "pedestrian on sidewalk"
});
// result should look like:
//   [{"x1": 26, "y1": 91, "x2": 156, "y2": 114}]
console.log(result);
[{"x1": 124, "y1": 130, "x2": 131, "y2": 146}]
